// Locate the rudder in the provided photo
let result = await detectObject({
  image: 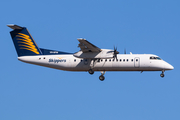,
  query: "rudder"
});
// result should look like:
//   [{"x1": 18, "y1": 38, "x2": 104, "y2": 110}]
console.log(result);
[{"x1": 8, "y1": 24, "x2": 42, "y2": 57}]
